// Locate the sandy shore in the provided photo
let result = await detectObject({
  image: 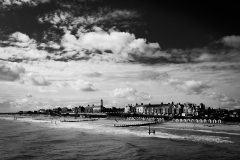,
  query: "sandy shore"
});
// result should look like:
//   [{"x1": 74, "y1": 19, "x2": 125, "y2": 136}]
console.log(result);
[
  {"x1": 156, "y1": 122, "x2": 240, "y2": 133},
  {"x1": 1, "y1": 115, "x2": 240, "y2": 133}
]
